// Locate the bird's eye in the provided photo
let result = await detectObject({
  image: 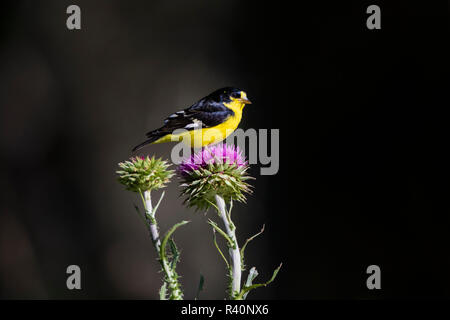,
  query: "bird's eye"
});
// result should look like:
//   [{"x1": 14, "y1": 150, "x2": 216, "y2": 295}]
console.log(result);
[{"x1": 231, "y1": 92, "x2": 241, "y2": 98}]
